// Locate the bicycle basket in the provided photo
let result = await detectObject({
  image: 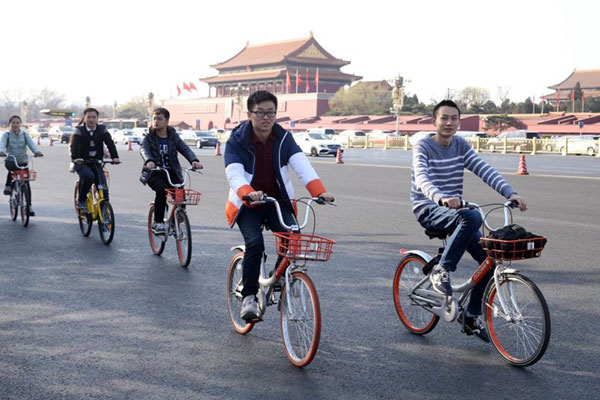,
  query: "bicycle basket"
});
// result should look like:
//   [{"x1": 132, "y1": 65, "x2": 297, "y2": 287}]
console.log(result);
[
  {"x1": 480, "y1": 236, "x2": 547, "y2": 261},
  {"x1": 273, "y1": 232, "x2": 335, "y2": 262},
  {"x1": 11, "y1": 170, "x2": 37, "y2": 181},
  {"x1": 165, "y1": 188, "x2": 201, "y2": 205}
]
